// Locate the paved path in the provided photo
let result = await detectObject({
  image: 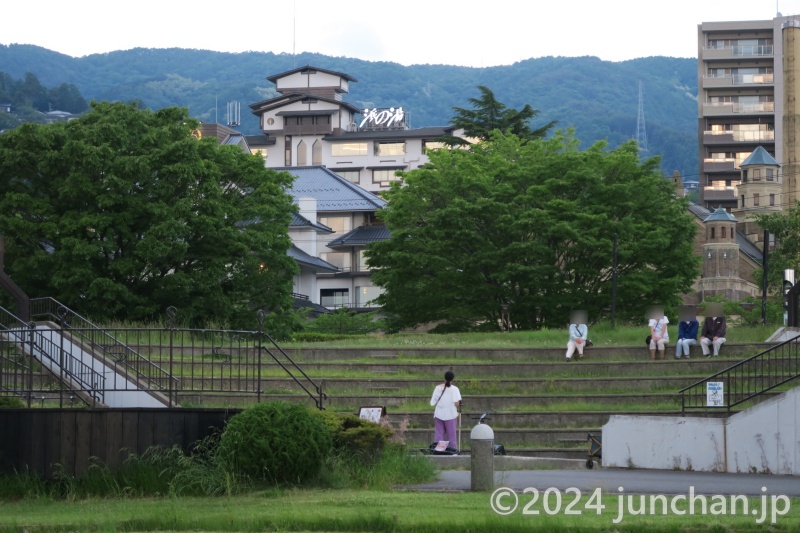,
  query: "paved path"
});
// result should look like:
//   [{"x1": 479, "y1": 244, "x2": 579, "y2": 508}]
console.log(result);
[{"x1": 405, "y1": 469, "x2": 800, "y2": 497}]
